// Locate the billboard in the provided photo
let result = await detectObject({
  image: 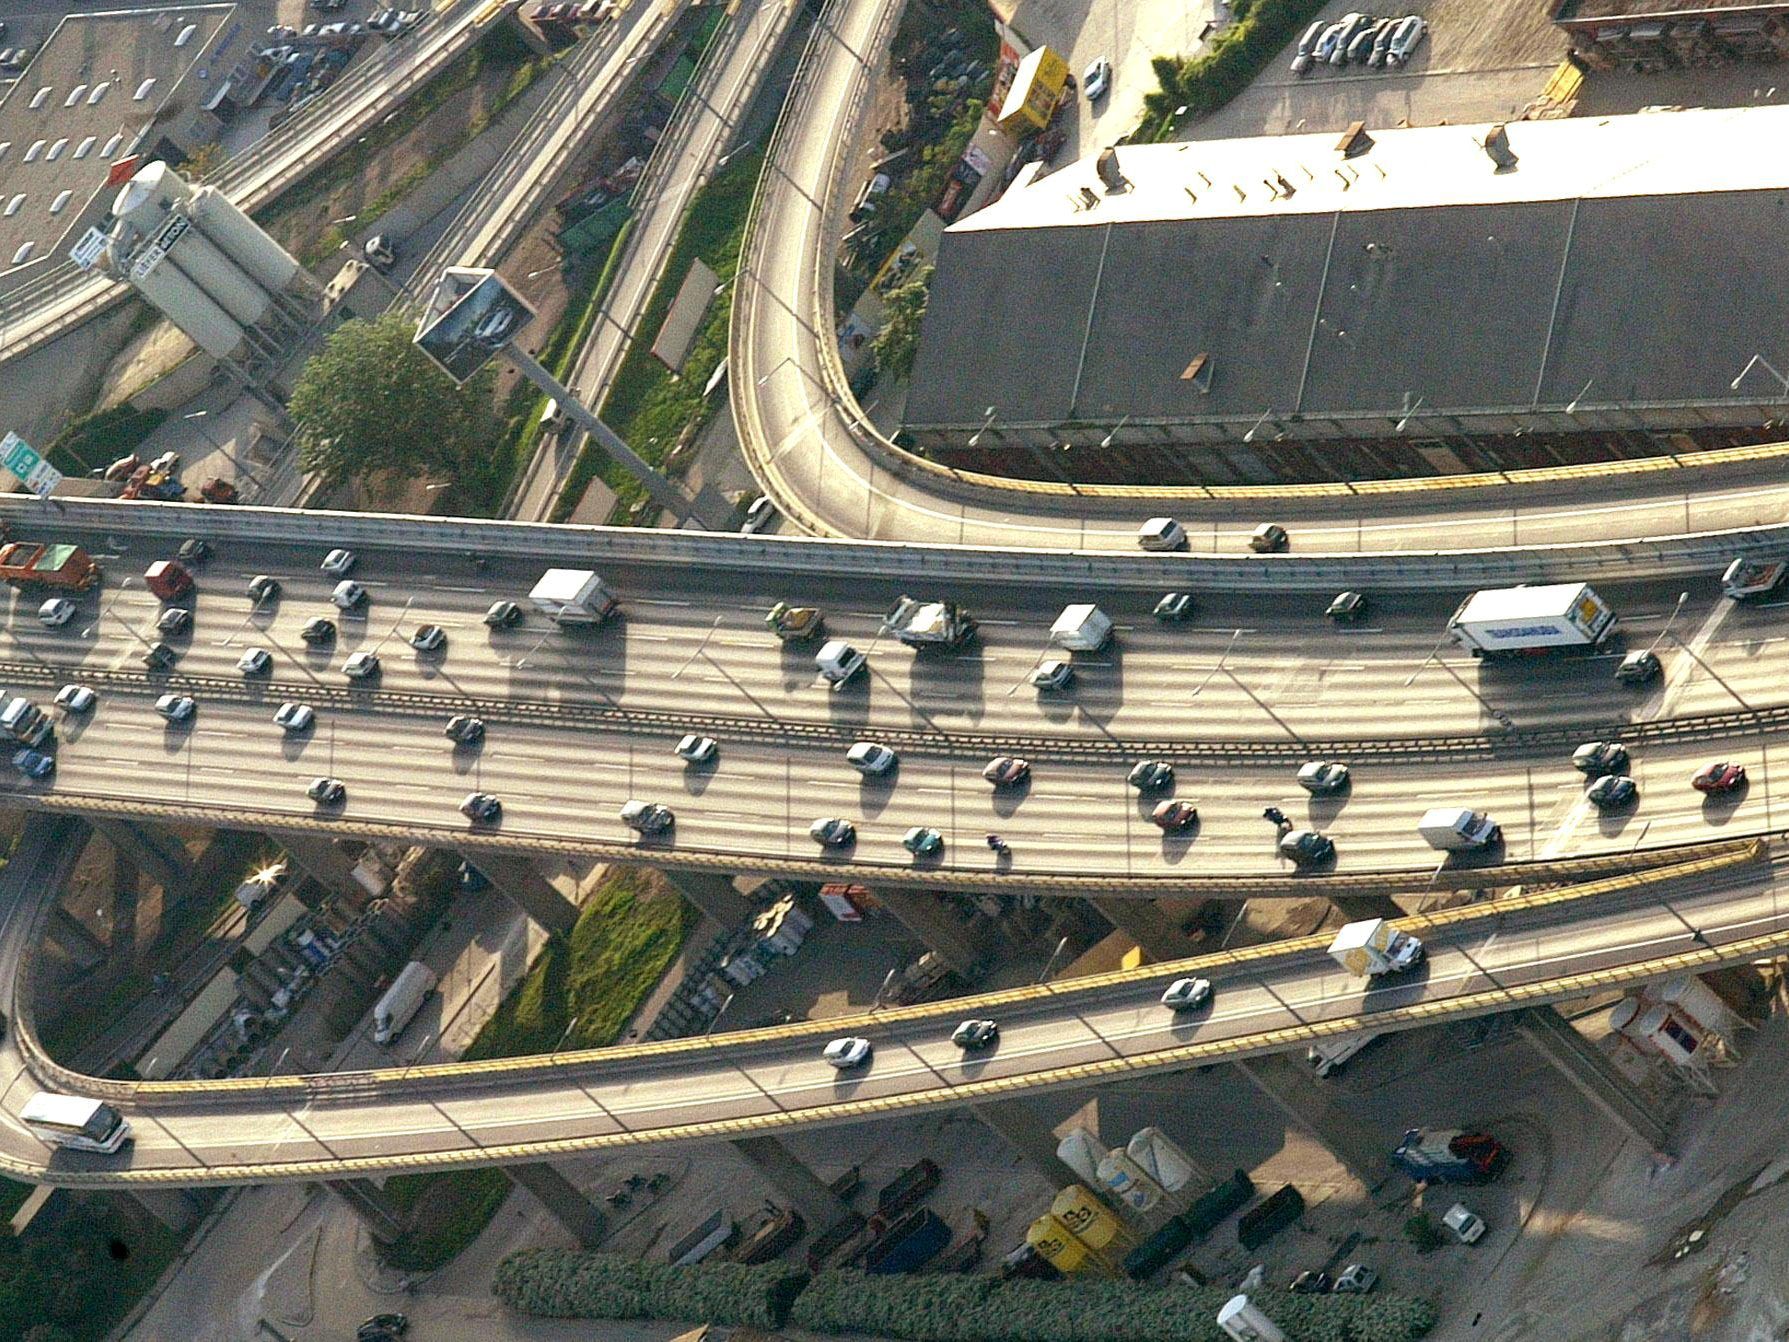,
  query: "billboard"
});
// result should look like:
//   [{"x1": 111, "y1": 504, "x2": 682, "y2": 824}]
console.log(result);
[{"x1": 413, "y1": 267, "x2": 538, "y2": 385}]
